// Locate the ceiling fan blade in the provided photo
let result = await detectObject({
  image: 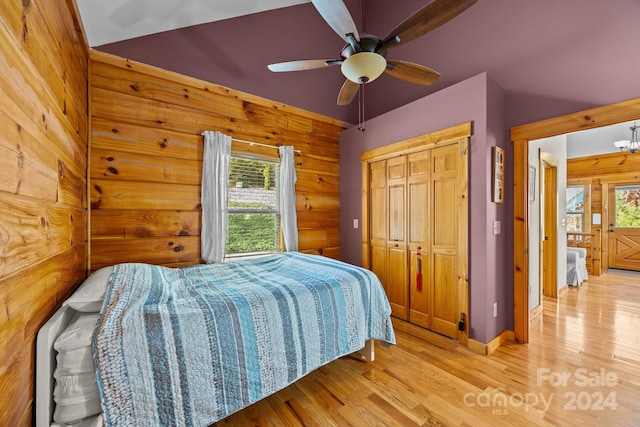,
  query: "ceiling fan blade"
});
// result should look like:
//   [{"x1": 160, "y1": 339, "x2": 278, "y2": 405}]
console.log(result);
[
  {"x1": 267, "y1": 59, "x2": 340, "y2": 72},
  {"x1": 385, "y1": 60, "x2": 441, "y2": 85},
  {"x1": 382, "y1": 0, "x2": 477, "y2": 49},
  {"x1": 311, "y1": 0, "x2": 360, "y2": 42},
  {"x1": 337, "y1": 79, "x2": 359, "y2": 105}
]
